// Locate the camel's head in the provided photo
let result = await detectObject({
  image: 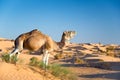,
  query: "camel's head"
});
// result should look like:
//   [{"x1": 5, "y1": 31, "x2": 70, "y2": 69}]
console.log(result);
[
  {"x1": 60, "y1": 30, "x2": 76, "y2": 47},
  {"x1": 63, "y1": 31, "x2": 76, "y2": 41}
]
